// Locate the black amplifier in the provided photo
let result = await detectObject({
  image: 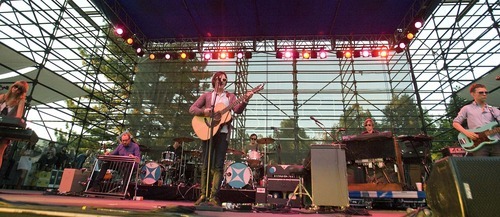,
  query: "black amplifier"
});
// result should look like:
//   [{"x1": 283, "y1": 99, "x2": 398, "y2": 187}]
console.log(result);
[{"x1": 265, "y1": 164, "x2": 302, "y2": 178}]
